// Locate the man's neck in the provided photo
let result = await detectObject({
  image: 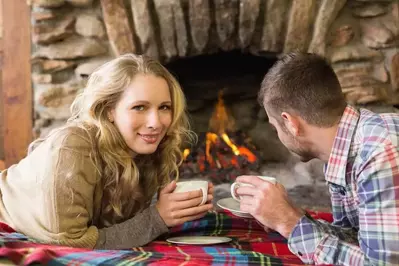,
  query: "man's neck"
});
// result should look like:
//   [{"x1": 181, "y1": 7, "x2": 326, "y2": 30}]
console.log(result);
[{"x1": 307, "y1": 123, "x2": 339, "y2": 162}]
